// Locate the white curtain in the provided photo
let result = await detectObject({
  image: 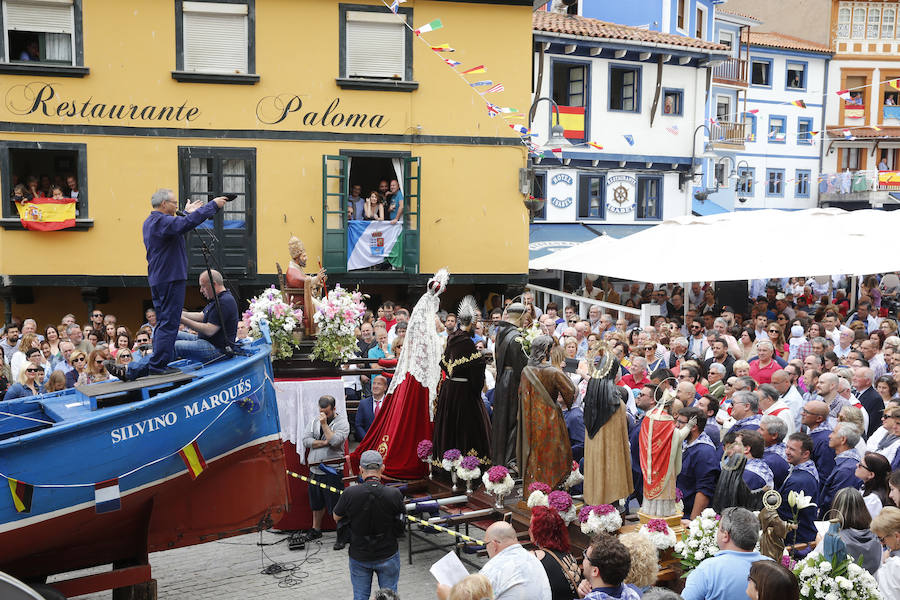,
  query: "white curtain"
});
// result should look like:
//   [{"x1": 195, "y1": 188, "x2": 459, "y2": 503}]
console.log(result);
[
  {"x1": 44, "y1": 33, "x2": 72, "y2": 63},
  {"x1": 391, "y1": 158, "x2": 404, "y2": 190}
]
